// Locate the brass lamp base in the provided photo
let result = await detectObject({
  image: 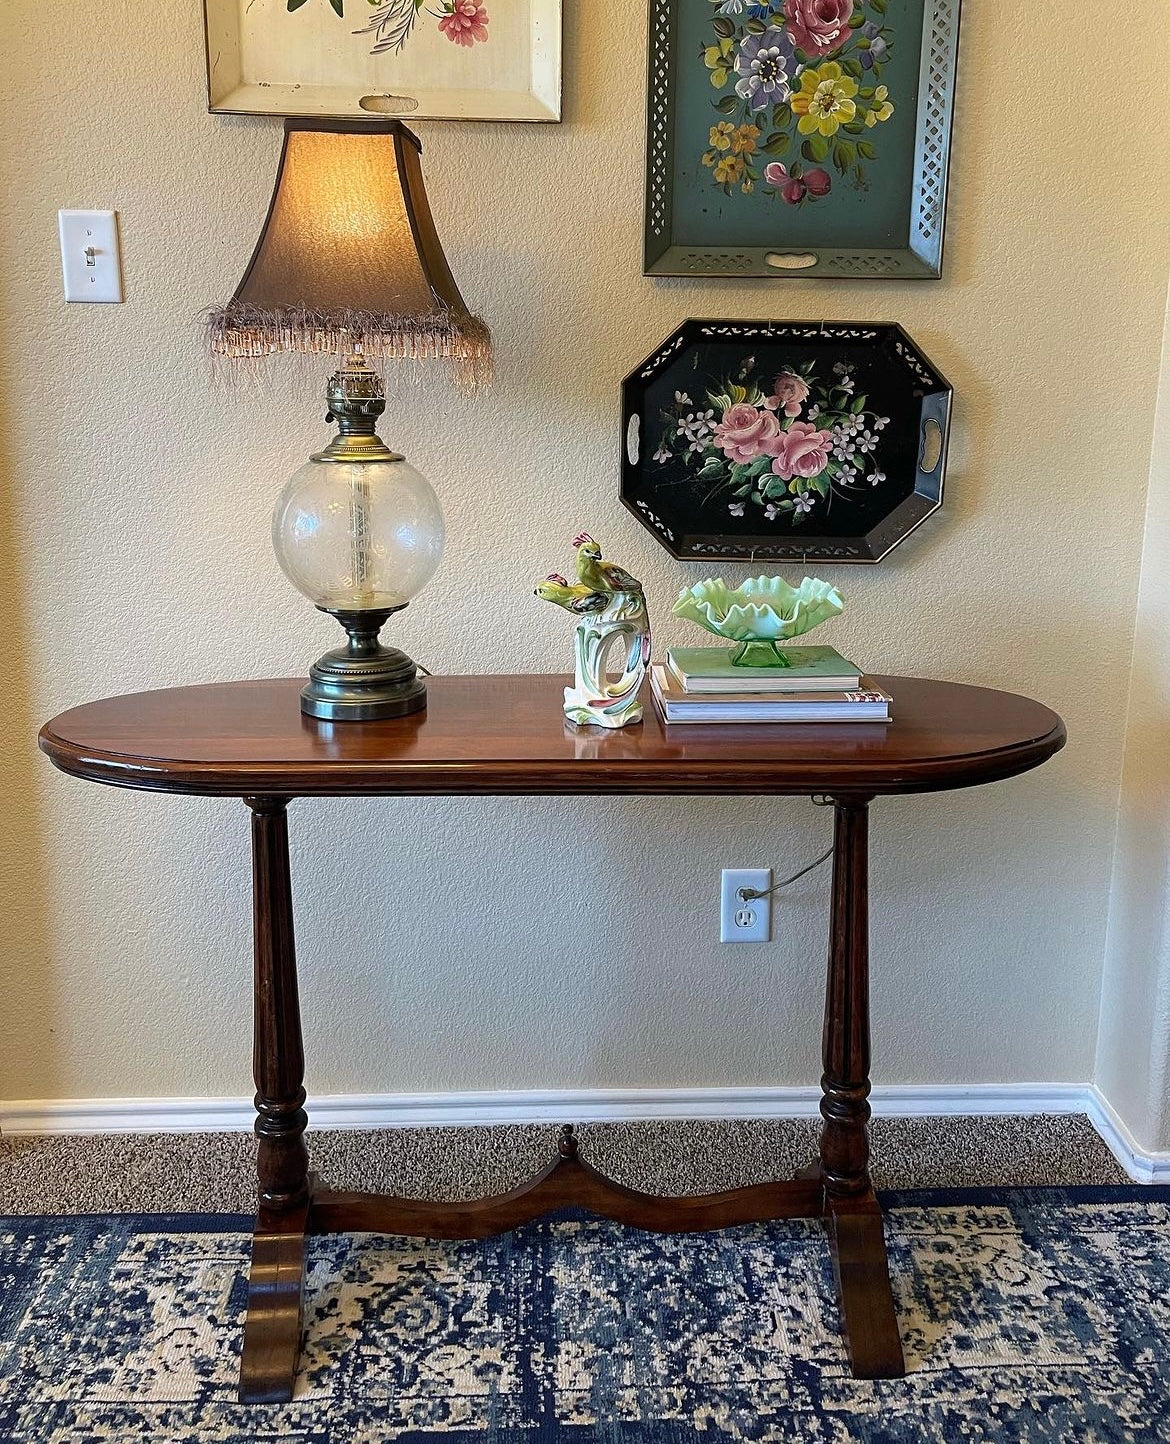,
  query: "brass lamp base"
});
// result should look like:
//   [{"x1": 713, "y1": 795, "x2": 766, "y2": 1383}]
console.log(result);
[{"x1": 301, "y1": 607, "x2": 426, "y2": 722}]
